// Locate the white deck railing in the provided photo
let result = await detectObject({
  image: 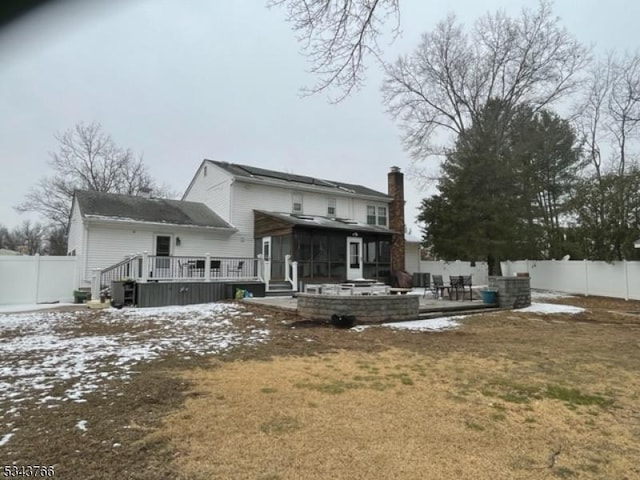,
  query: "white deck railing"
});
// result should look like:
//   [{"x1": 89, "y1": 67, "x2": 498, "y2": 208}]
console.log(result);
[{"x1": 100, "y1": 252, "x2": 259, "y2": 289}]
